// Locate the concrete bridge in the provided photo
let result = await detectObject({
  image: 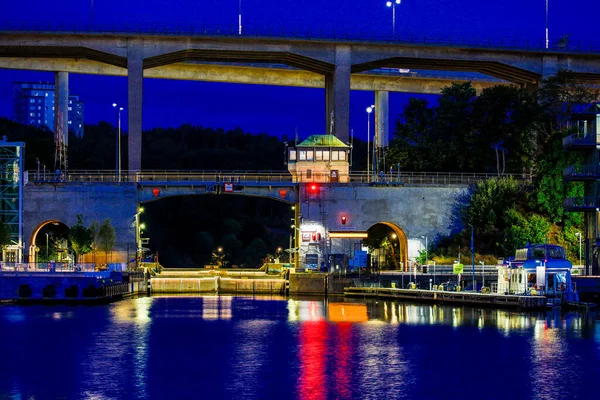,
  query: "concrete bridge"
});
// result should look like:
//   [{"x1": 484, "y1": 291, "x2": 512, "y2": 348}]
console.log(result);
[
  {"x1": 2, "y1": 27, "x2": 600, "y2": 173},
  {"x1": 22, "y1": 170, "x2": 530, "y2": 269}
]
